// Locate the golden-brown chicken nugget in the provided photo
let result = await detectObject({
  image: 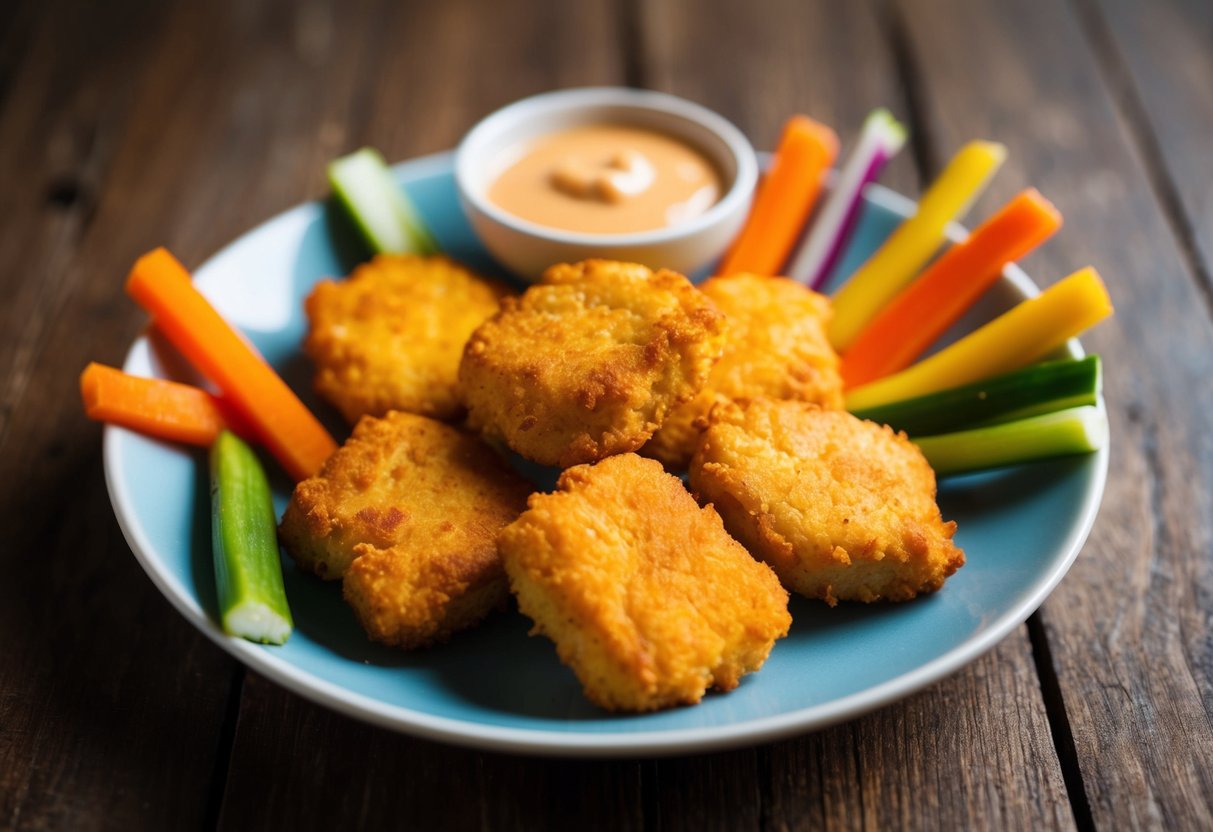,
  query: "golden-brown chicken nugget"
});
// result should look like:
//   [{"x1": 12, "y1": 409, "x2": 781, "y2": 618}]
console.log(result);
[
  {"x1": 645, "y1": 274, "x2": 843, "y2": 469},
  {"x1": 305, "y1": 254, "x2": 512, "y2": 424},
  {"x1": 459, "y1": 260, "x2": 726, "y2": 468},
  {"x1": 499, "y1": 453, "x2": 791, "y2": 712},
  {"x1": 690, "y1": 400, "x2": 964, "y2": 605},
  {"x1": 278, "y1": 411, "x2": 531, "y2": 648}
]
